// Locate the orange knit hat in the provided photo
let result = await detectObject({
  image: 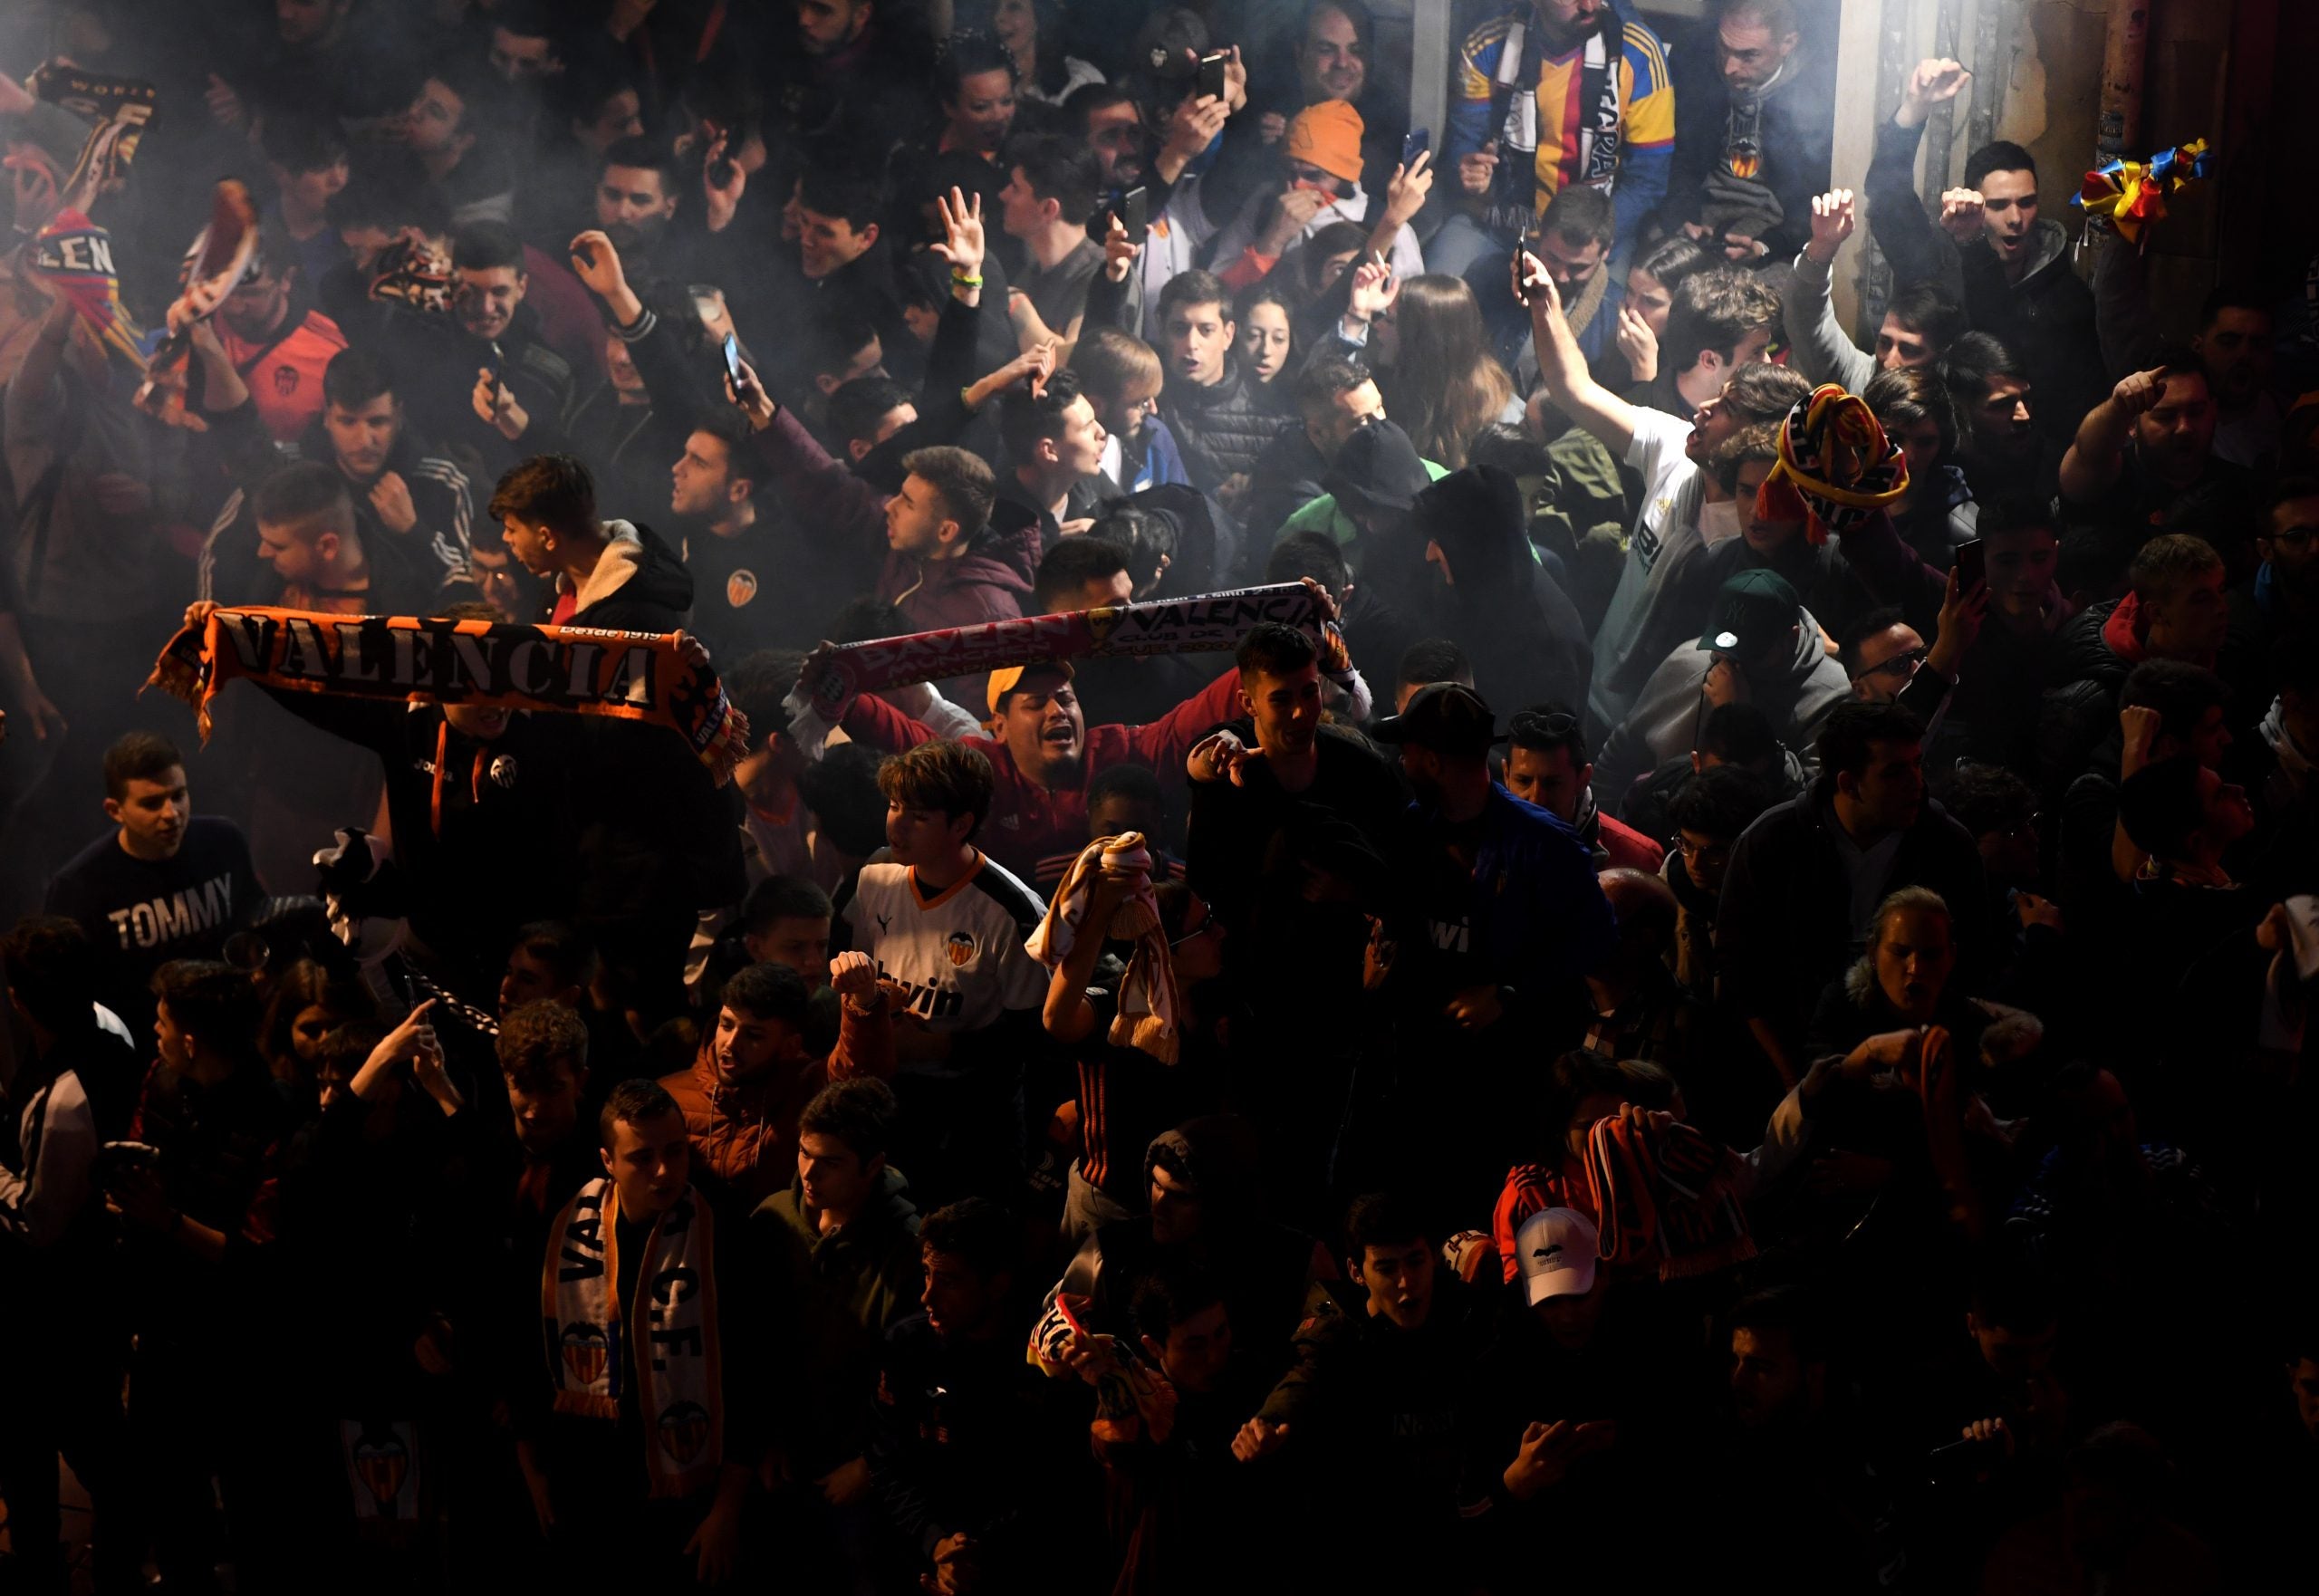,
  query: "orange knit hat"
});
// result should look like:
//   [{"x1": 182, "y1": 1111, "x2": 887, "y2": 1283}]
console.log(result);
[{"x1": 1285, "y1": 100, "x2": 1365, "y2": 185}]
